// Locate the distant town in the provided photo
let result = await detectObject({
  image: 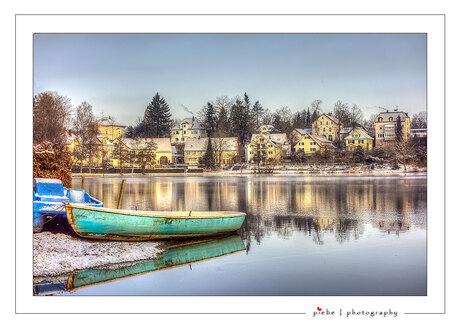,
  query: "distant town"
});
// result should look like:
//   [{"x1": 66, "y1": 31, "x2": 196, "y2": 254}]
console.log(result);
[{"x1": 33, "y1": 91, "x2": 427, "y2": 173}]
